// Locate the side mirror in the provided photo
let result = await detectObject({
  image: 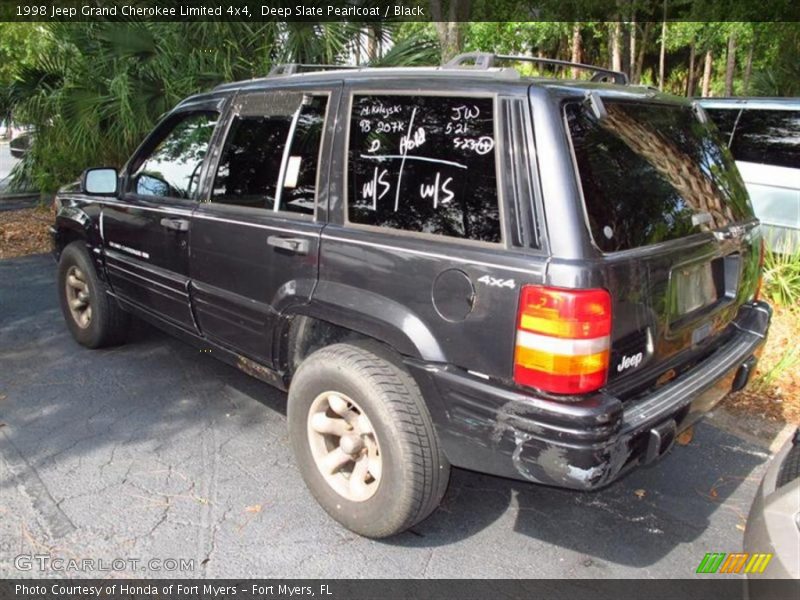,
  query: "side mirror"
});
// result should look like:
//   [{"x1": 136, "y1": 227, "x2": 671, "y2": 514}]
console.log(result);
[{"x1": 82, "y1": 167, "x2": 118, "y2": 196}]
